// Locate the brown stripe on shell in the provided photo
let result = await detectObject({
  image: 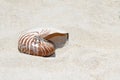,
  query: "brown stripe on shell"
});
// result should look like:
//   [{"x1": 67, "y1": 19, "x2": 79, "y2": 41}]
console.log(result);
[
  {"x1": 18, "y1": 28, "x2": 68, "y2": 57},
  {"x1": 18, "y1": 31, "x2": 55, "y2": 57}
]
